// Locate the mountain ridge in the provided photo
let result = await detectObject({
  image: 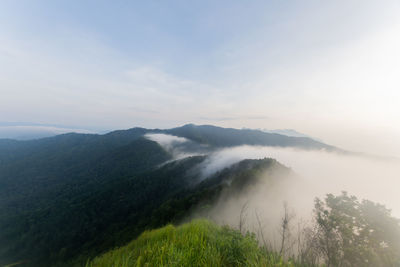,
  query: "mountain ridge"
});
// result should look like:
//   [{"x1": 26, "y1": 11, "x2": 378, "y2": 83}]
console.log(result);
[
  {"x1": 0, "y1": 123, "x2": 337, "y2": 152},
  {"x1": 0, "y1": 123, "x2": 333, "y2": 266}
]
